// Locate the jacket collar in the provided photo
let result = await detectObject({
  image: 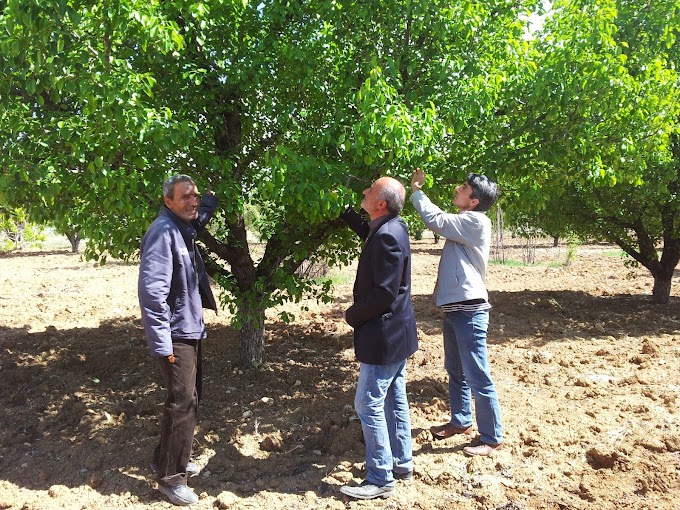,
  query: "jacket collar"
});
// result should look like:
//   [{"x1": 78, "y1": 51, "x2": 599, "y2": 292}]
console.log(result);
[
  {"x1": 160, "y1": 206, "x2": 197, "y2": 241},
  {"x1": 365, "y1": 213, "x2": 397, "y2": 245}
]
